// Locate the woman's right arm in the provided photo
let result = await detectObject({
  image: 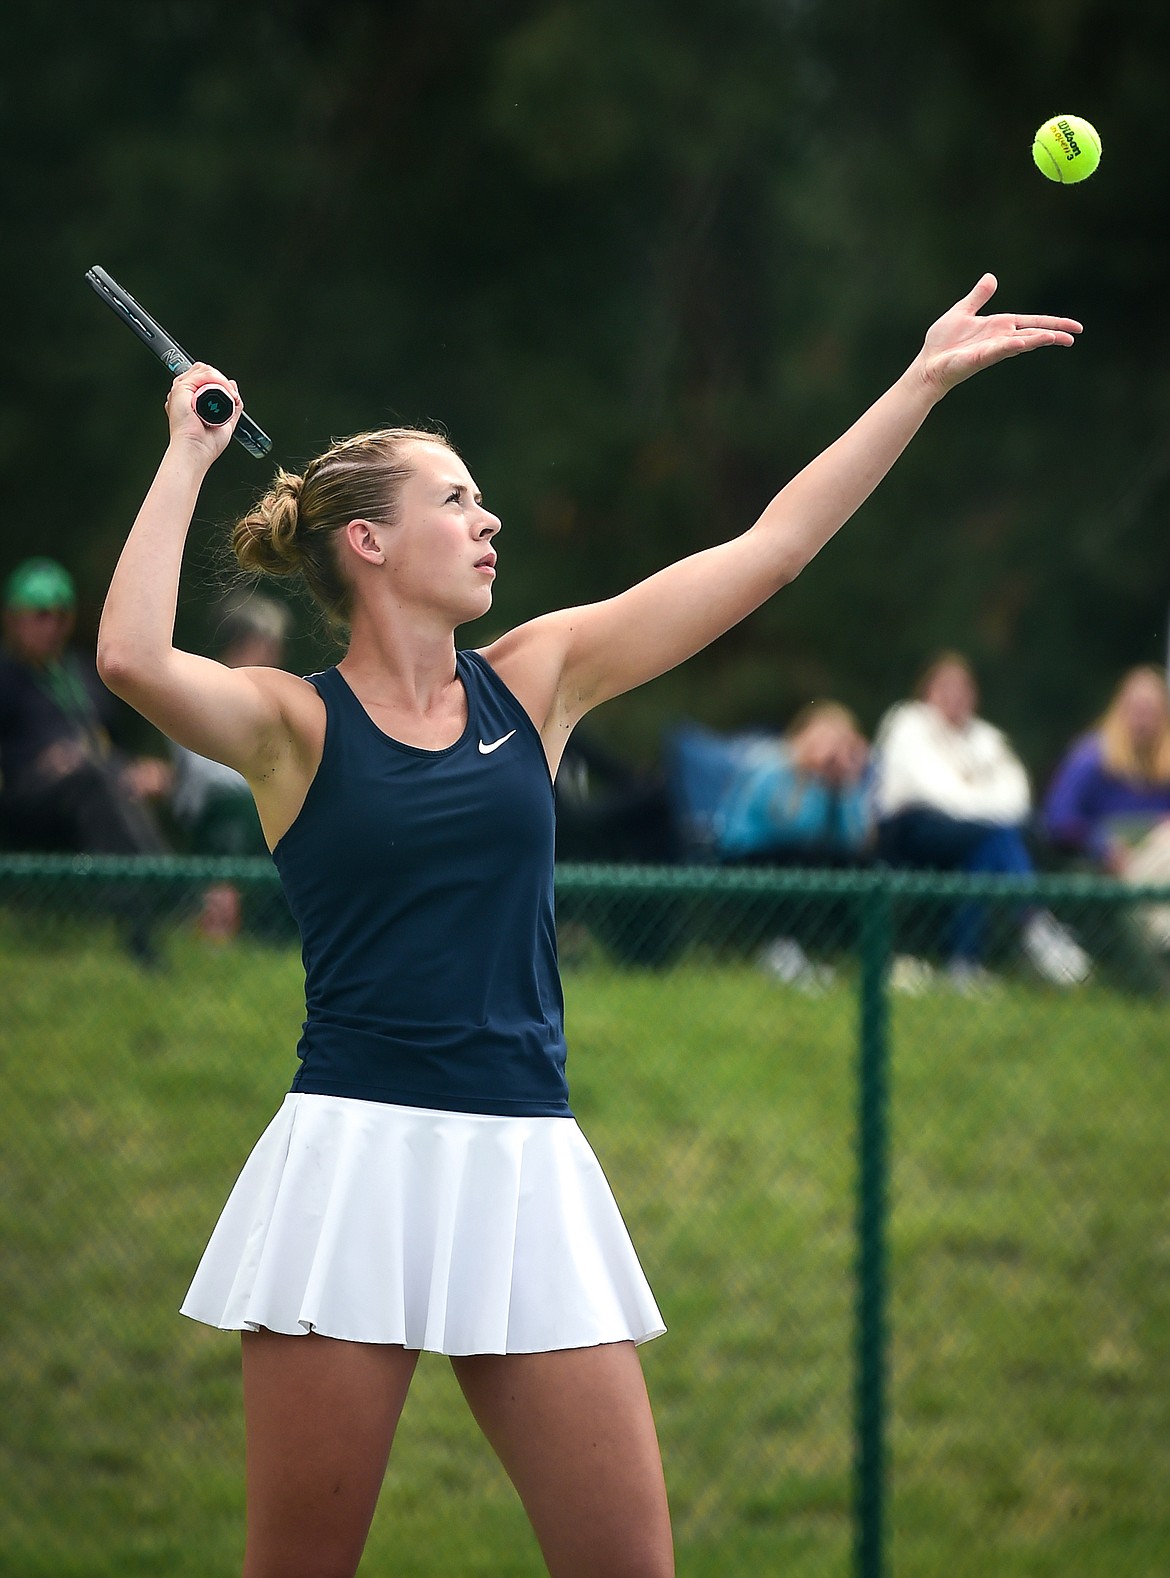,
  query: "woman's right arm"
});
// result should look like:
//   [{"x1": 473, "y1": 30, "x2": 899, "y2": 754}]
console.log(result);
[{"x1": 97, "y1": 364, "x2": 310, "y2": 782}]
